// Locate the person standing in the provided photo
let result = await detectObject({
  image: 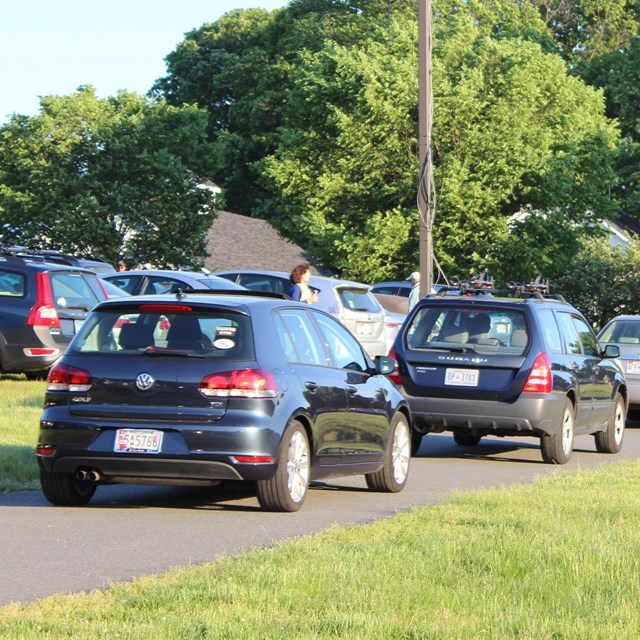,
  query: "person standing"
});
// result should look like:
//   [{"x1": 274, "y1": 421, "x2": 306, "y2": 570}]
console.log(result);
[
  {"x1": 288, "y1": 262, "x2": 318, "y2": 303},
  {"x1": 407, "y1": 271, "x2": 420, "y2": 309}
]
